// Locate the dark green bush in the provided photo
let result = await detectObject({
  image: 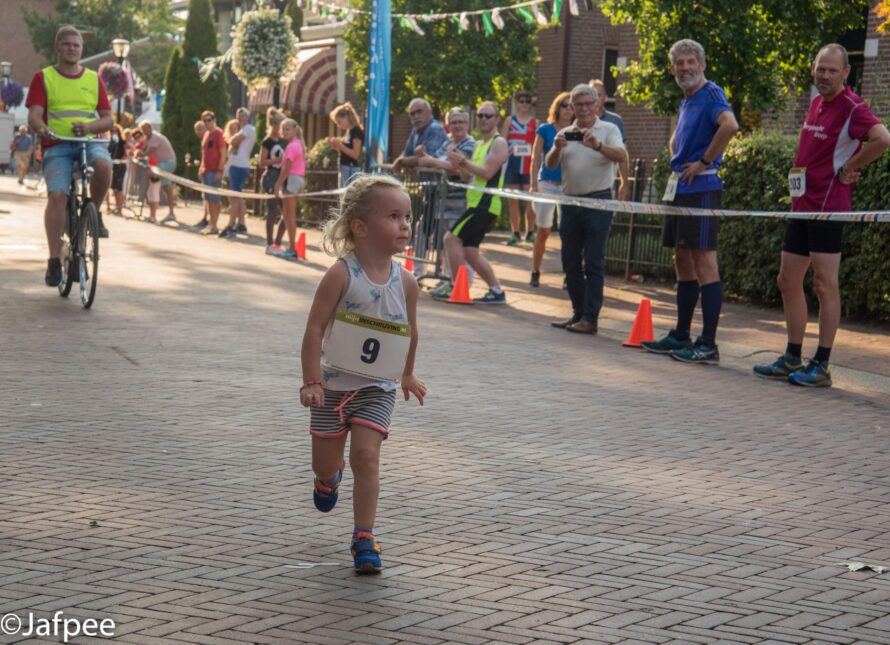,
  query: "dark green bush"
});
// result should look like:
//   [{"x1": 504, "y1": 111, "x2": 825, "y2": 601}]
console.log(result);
[{"x1": 717, "y1": 130, "x2": 798, "y2": 307}]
